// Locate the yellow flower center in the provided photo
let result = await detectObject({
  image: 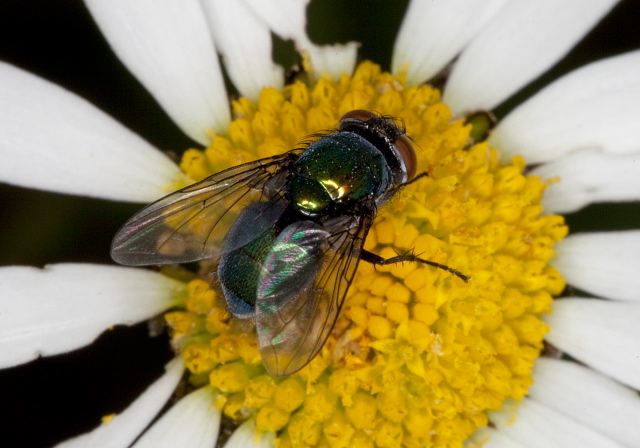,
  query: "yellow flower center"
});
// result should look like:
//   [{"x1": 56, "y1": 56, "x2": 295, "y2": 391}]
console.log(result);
[{"x1": 164, "y1": 61, "x2": 568, "y2": 448}]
